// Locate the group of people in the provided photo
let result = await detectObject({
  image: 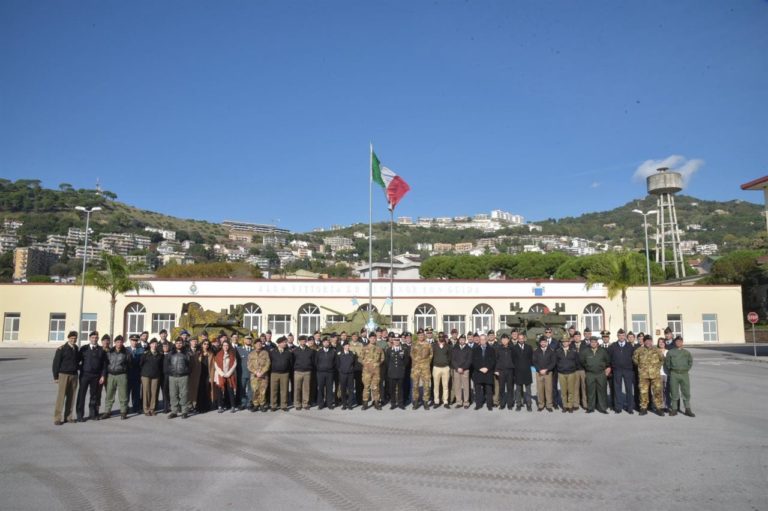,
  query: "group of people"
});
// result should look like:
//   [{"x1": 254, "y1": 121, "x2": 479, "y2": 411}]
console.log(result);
[{"x1": 52, "y1": 324, "x2": 695, "y2": 425}]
